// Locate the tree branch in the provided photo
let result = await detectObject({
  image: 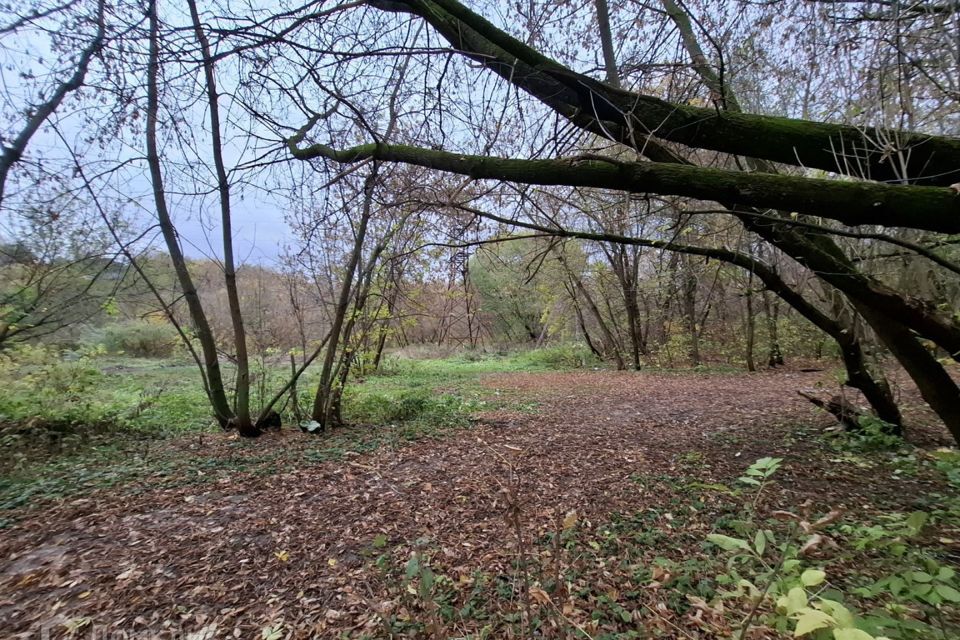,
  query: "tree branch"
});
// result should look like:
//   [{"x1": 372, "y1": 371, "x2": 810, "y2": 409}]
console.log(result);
[{"x1": 287, "y1": 137, "x2": 960, "y2": 234}]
